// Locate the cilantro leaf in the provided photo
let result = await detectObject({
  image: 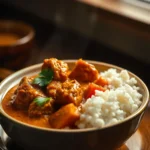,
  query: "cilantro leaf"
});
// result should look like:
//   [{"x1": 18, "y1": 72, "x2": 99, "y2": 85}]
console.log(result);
[
  {"x1": 32, "y1": 69, "x2": 53, "y2": 87},
  {"x1": 39, "y1": 69, "x2": 53, "y2": 80},
  {"x1": 33, "y1": 97, "x2": 52, "y2": 107},
  {"x1": 33, "y1": 77, "x2": 50, "y2": 87}
]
